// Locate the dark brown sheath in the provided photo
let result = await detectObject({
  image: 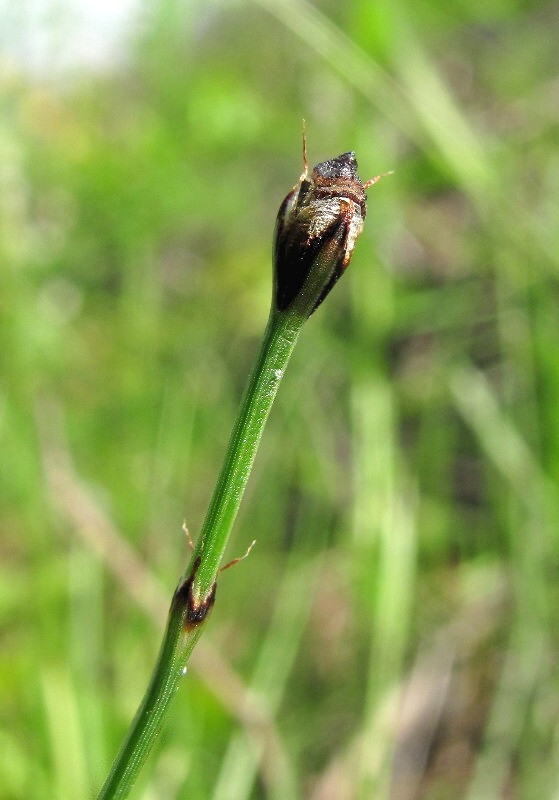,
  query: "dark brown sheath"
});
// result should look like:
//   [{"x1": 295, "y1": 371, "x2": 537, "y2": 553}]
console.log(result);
[{"x1": 273, "y1": 151, "x2": 369, "y2": 315}]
